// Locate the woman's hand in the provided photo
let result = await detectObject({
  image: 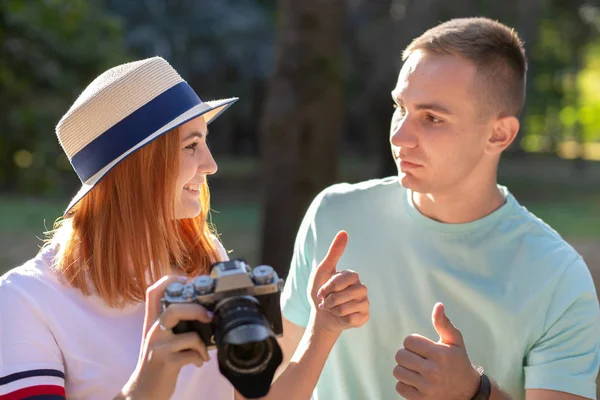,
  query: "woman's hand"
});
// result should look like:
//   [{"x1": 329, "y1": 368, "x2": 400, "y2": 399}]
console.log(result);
[
  {"x1": 116, "y1": 276, "x2": 213, "y2": 400},
  {"x1": 308, "y1": 231, "x2": 370, "y2": 336}
]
